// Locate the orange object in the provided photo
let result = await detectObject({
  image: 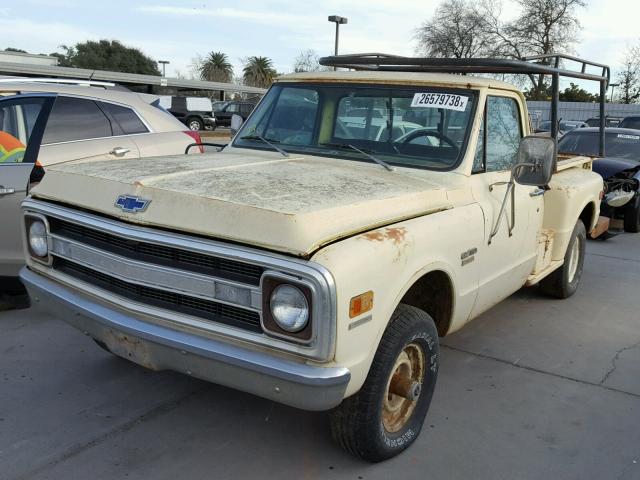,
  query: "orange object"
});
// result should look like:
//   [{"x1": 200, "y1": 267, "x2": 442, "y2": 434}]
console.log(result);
[
  {"x1": 0, "y1": 131, "x2": 26, "y2": 163},
  {"x1": 349, "y1": 291, "x2": 374, "y2": 318}
]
